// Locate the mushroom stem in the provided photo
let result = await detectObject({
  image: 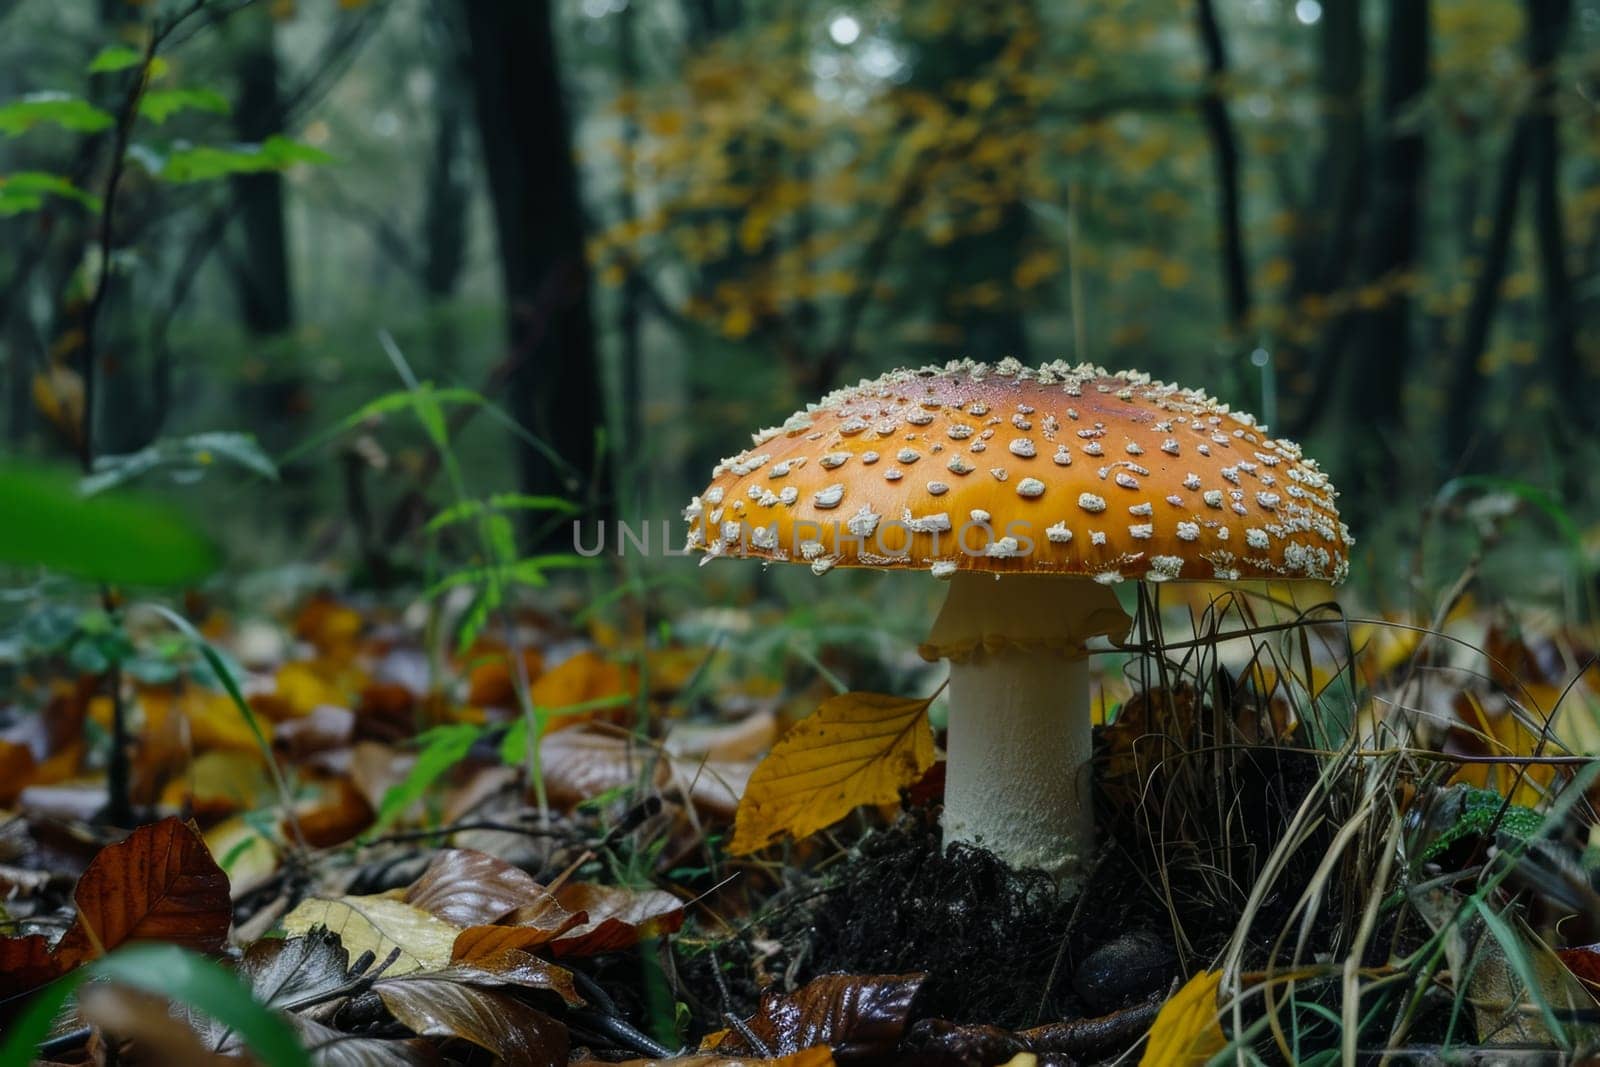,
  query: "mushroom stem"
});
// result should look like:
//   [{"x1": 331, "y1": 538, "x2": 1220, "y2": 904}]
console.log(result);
[
  {"x1": 944, "y1": 650, "x2": 1093, "y2": 881},
  {"x1": 921, "y1": 573, "x2": 1132, "y2": 887}
]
